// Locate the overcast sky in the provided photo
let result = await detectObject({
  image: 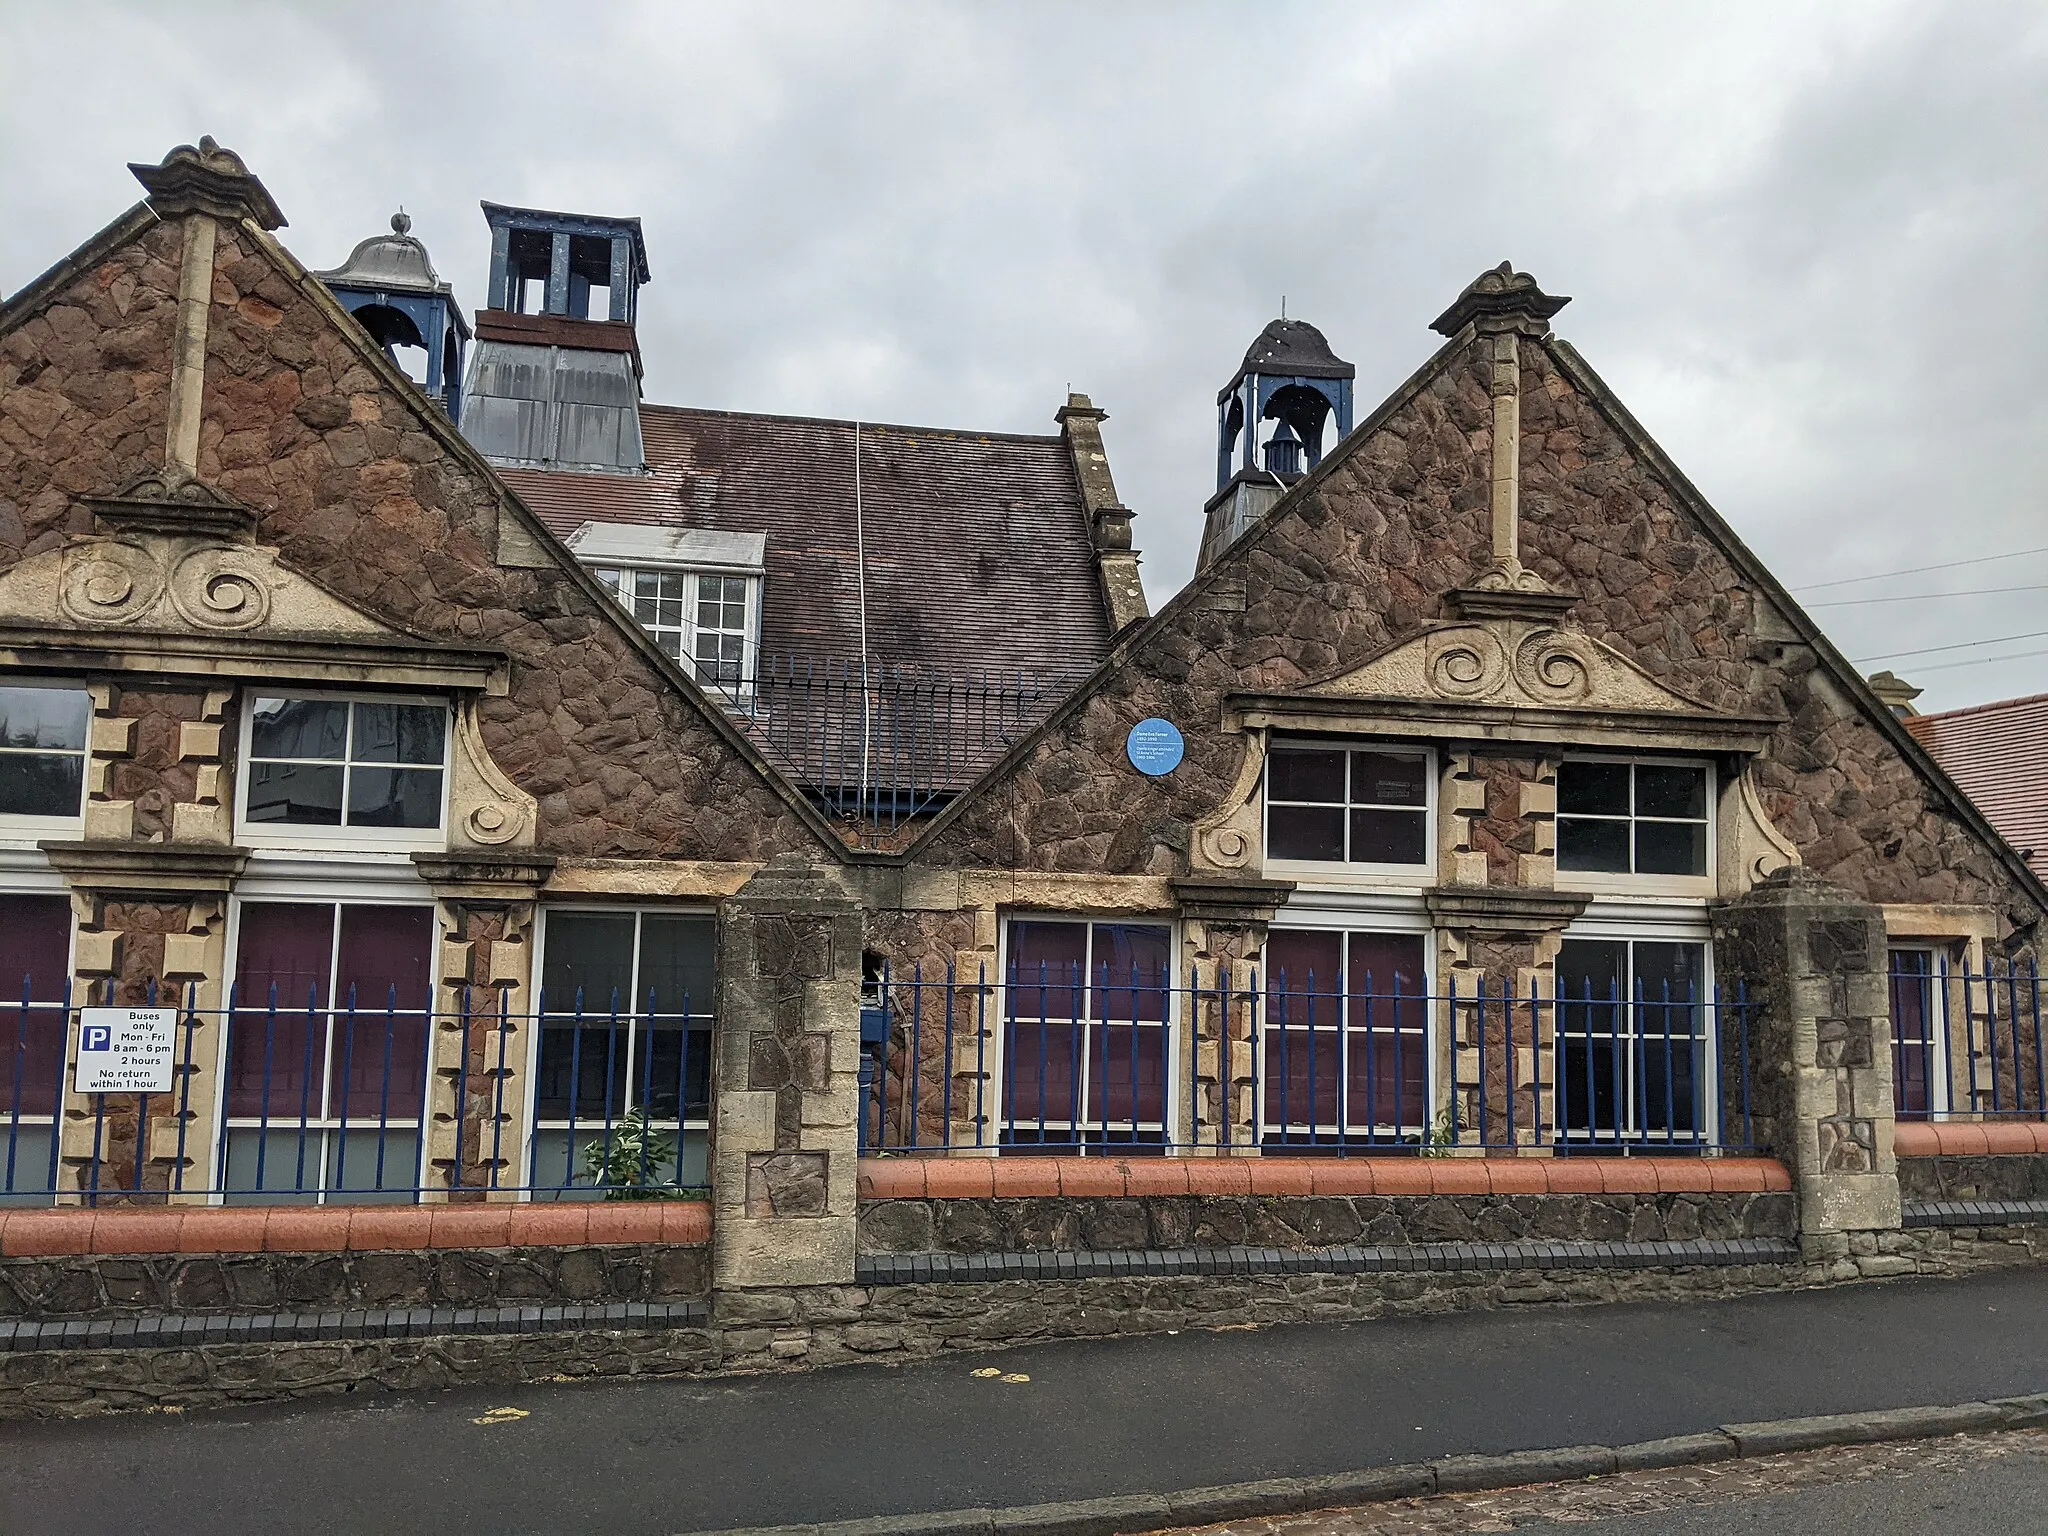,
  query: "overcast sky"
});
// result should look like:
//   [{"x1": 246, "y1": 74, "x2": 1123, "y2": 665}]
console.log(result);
[{"x1": 5, "y1": 1, "x2": 2043, "y2": 710}]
